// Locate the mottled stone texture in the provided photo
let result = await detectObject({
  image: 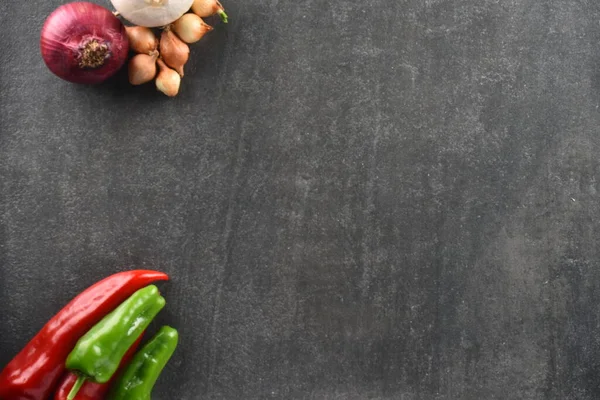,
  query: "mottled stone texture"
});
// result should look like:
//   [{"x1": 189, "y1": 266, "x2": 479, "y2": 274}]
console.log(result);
[{"x1": 3, "y1": 0, "x2": 600, "y2": 399}]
